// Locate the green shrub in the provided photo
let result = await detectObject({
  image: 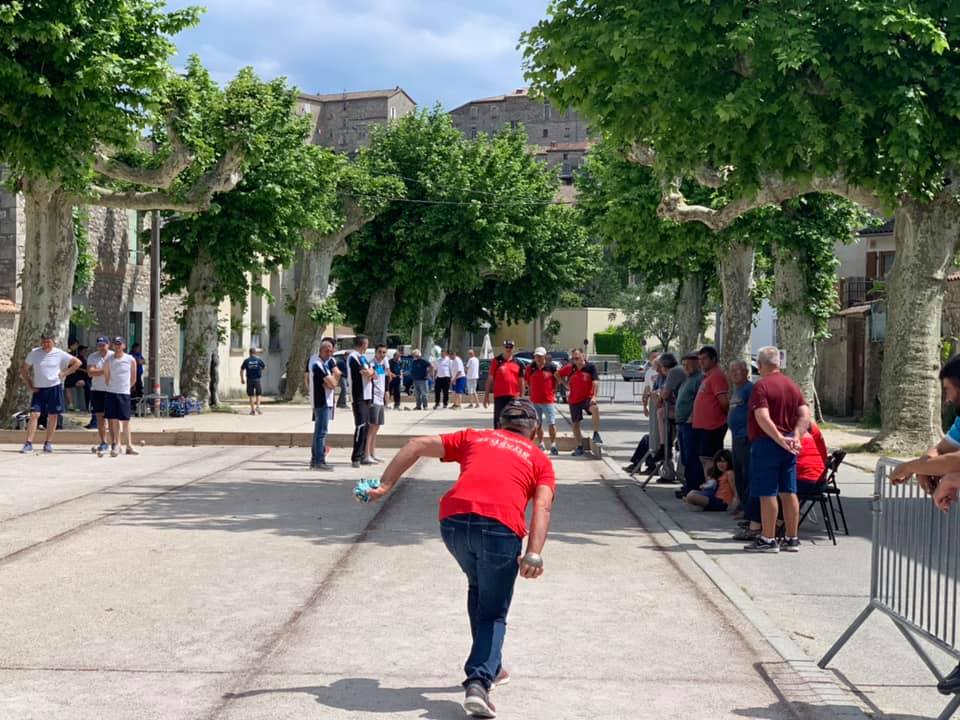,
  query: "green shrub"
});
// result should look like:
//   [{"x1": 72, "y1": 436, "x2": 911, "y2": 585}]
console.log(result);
[{"x1": 593, "y1": 328, "x2": 644, "y2": 362}]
